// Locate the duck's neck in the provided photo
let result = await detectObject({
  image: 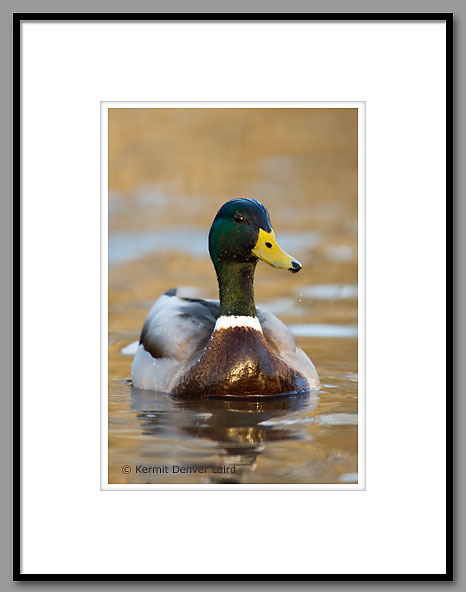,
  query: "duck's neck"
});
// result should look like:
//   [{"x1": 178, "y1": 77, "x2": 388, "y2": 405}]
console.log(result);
[{"x1": 214, "y1": 259, "x2": 258, "y2": 317}]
